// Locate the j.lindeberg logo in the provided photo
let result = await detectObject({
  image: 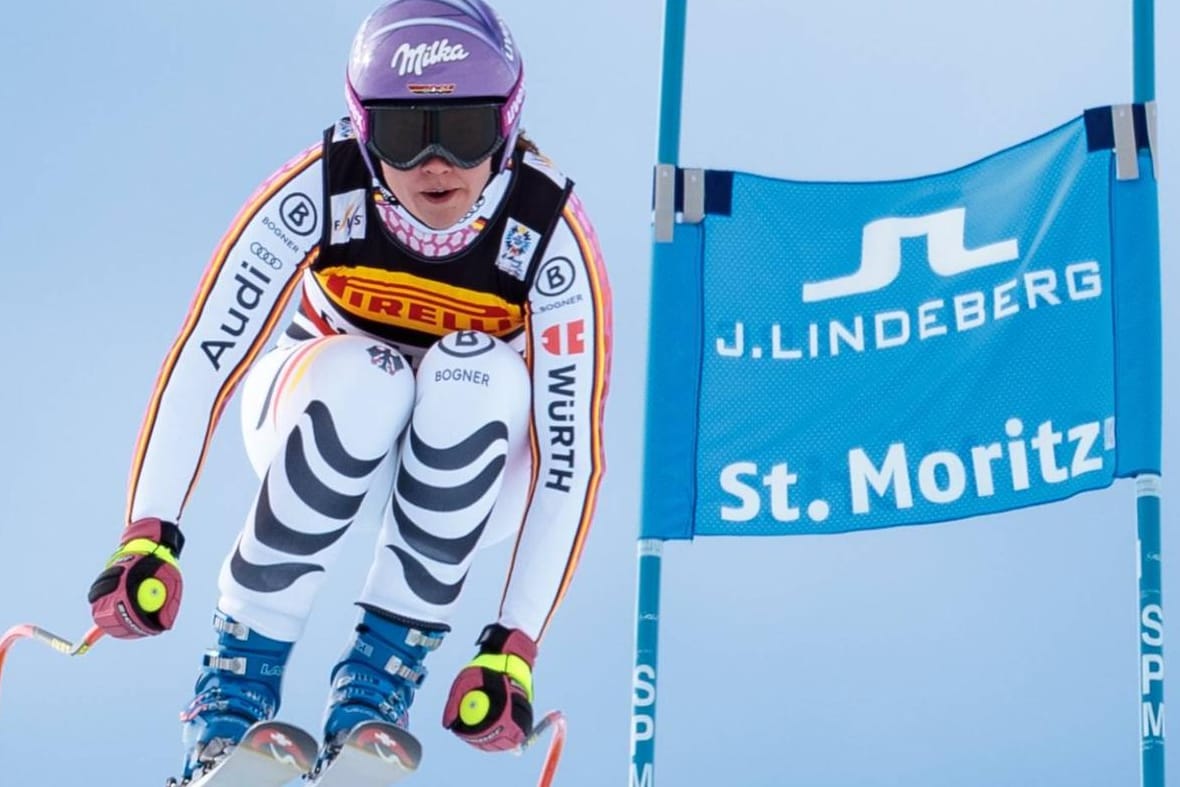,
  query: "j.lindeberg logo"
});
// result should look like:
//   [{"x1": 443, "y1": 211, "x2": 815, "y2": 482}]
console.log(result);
[
  {"x1": 803, "y1": 207, "x2": 1020, "y2": 302},
  {"x1": 391, "y1": 39, "x2": 469, "y2": 76}
]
